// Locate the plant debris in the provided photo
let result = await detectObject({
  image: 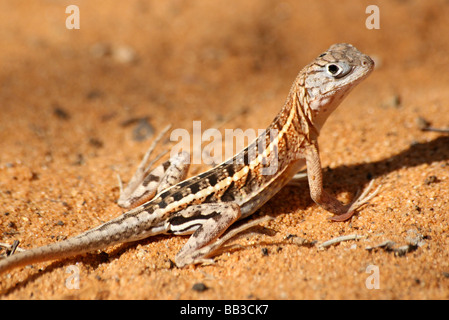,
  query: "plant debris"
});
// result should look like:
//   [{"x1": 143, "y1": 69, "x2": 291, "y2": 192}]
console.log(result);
[
  {"x1": 0, "y1": 240, "x2": 23, "y2": 258},
  {"x1": 285, "y1": 234, "x2": 316, "y2": 247},
  {"x1": 365, "y1": 230, "x2": 426, "y2": 257},
  {"x1": 319, "y1": 234, "x2": 364, "y2": 249}
]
